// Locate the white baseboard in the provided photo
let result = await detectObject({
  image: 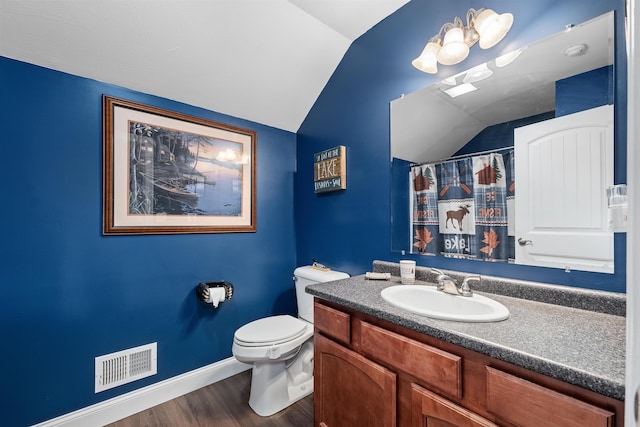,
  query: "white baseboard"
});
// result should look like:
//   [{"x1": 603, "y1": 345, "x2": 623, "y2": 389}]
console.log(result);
[{"x1": 33, "y1": 357, "x2": 251, "y2": 427}]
